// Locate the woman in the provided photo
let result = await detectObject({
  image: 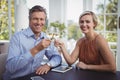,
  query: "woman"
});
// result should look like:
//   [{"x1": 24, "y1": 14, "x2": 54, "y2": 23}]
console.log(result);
[{"x1": 55, "y1": 11, "x2": 116, "y2": 73}]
